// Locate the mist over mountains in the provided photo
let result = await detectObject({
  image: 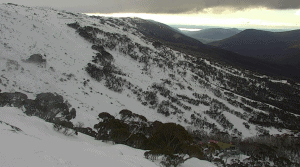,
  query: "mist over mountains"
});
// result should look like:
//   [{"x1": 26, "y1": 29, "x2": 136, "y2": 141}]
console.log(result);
[{"x1": 179, "y1": 28, "x2": 241, "y2": 44}]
